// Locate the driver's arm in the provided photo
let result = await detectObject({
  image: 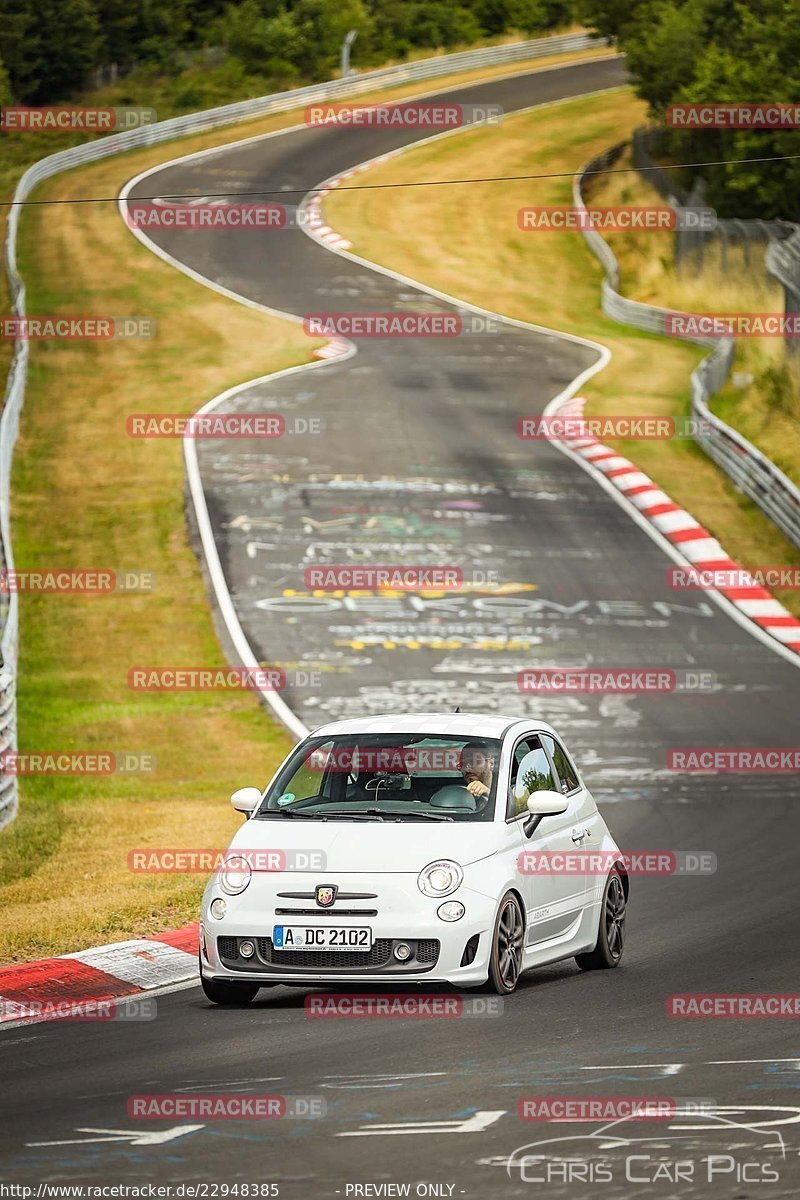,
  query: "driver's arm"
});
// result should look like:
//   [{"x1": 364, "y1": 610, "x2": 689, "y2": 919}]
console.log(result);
[{"x1": 465, "y1": 777, "x2": 490, "y2": 797}]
